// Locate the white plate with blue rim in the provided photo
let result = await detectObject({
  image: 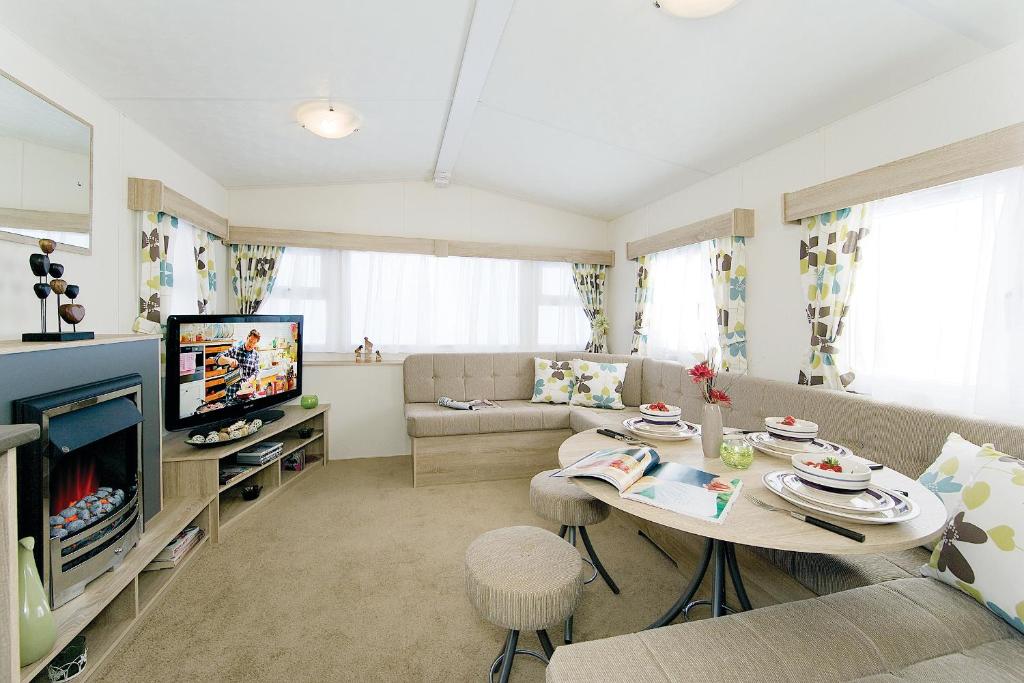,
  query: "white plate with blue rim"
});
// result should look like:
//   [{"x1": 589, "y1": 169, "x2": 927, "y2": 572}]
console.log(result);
[
  {"x1": 747, "y1": 432, "x2": 852, "y2": 458},
  {"x1": 623, "y1": 417, "x2": 699, "y2": 441},
  {"x1": 762, "y1": 470, "x2": 919, "y2": 524},
  {"x1": 781, "y1": 472, "x2": 895, "y2": 513}
]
